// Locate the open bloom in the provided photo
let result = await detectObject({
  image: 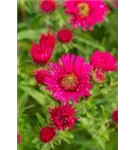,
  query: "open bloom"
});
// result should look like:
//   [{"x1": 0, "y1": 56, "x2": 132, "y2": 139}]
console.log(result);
[
  {"x1": 49, "y1": 104, "x2": 77, "y2": 131},
  {"x1": 112, "y1": 109, "x2": 118, "y2": 125},
  {"x1": 39, "y1": 126, "x2": 56, "y2": 143},
  {"x1": 34, "y1": 68, "x2": 48, "y2": 85},
  {"x1": 57, "y1": 28, "x2": 73, "y2": 43},
  {"x1": 17, "y1": 134, "x2": 21, "y2": 143},
  {"x1": 30, "y1": 33, "x2": 56, "y2": 64},
  {"x1": 40, "y1": 0, "x2": 56, "y2": 13},
  {"x1": 90, "y1": 50, "x2": 117, "y2": 72},
  {"x1": 45, "y1": 53, "x2": 92, "y2": 103},
  {"x1": 64, "y1": 0, "x2": 109, "y2": 31}
]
